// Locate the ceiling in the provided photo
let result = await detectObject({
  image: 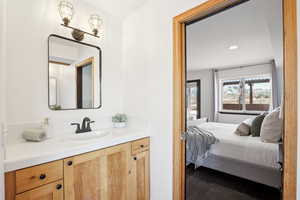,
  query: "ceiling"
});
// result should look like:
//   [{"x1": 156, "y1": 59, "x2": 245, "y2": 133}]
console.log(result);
[
  {"x1": 186, "y1": 0, "x2": 283, "y2": 71},
  {"x1": 81, "y1": 0, "x2": 147, "y2": 18}
]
